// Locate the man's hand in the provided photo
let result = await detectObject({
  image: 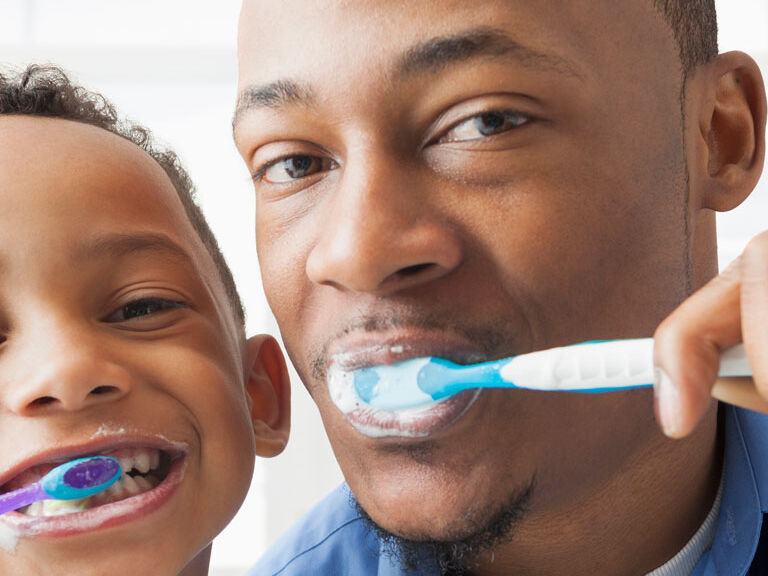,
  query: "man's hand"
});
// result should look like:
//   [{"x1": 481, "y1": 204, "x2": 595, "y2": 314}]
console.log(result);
[{"x1": 653, "y1": 230, "x2": 768, "y2": 437}]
